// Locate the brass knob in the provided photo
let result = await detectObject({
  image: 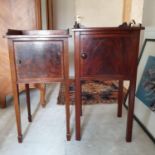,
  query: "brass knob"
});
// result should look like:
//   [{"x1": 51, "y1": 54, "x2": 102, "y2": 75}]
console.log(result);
[{"x1": 81, "y1": 52, "x2": 87, "y2": 59}]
